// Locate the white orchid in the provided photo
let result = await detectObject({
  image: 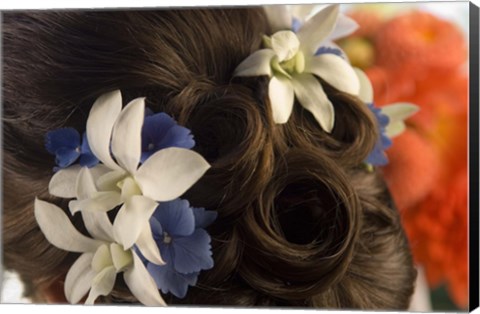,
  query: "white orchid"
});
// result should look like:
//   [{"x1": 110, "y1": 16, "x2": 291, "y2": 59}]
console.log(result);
[
  {"x1": 235, "y1": 4, "x2": 360, "y2": 131},
  {"x1": 266, "y1": 3, "x2": 359, "y2": 59},
  {"x1": 354, "y1": 68, "x2": 419, "y2": 137},
  {"x1": 34, "y1": 197, "x2": 166, "y2": 305},
  {"x1": 48, "y1": 90, "x2": 210, "y2": 257}
]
